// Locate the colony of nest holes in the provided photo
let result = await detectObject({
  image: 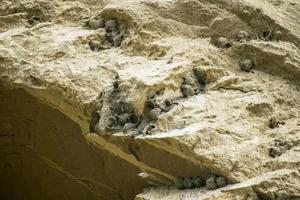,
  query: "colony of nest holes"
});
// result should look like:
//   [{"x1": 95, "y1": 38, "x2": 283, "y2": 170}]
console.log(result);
[
  {"x1": 87, "y1": 17, "x2": 126, "y2": 51},
  {"x1": 89, "y1": 26, "x2": 290, "y2": 191}
]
